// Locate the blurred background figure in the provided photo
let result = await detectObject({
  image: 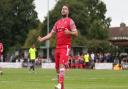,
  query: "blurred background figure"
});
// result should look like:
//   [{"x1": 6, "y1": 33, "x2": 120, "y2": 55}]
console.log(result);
[
  {"x1": 0, "y1": 41, "x2": 3, "y2": 75},
  {"x1": 0, "y1": 41, "x2": 3, "y2": 62},
  {"x1": 28, "y1": 44, "x2": 37, "y2": 71}
]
